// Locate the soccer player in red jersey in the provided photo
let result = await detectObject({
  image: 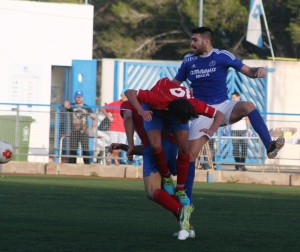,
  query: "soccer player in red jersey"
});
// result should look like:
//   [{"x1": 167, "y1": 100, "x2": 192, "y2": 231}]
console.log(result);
[
  {"x1": 124, "y1": 77, "x2": 224, "y2": 205},
  {"x1": 109, "y1": 100, "x2": 194, "y2": 240}
]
